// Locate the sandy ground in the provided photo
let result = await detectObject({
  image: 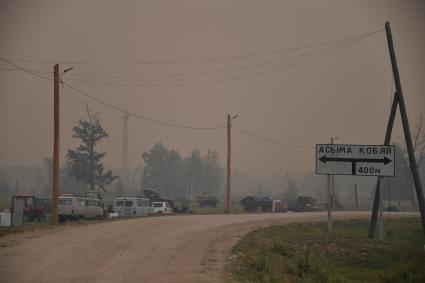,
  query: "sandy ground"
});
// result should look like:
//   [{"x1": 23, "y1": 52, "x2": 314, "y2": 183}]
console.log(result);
[{"x1": 0, "y1": 211, "x2": 417, "y2": 283}]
